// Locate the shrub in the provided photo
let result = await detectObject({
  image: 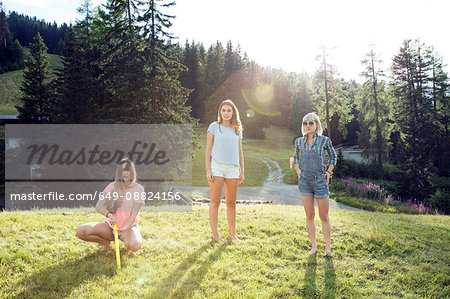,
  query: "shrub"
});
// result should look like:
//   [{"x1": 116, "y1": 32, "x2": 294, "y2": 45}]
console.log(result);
[
  {"x1": 333, "y1": 177, "x2": 436, "y2": 214},
  {"x1": 428, "y1": 189, "x2": 450, "y2": 215}
]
